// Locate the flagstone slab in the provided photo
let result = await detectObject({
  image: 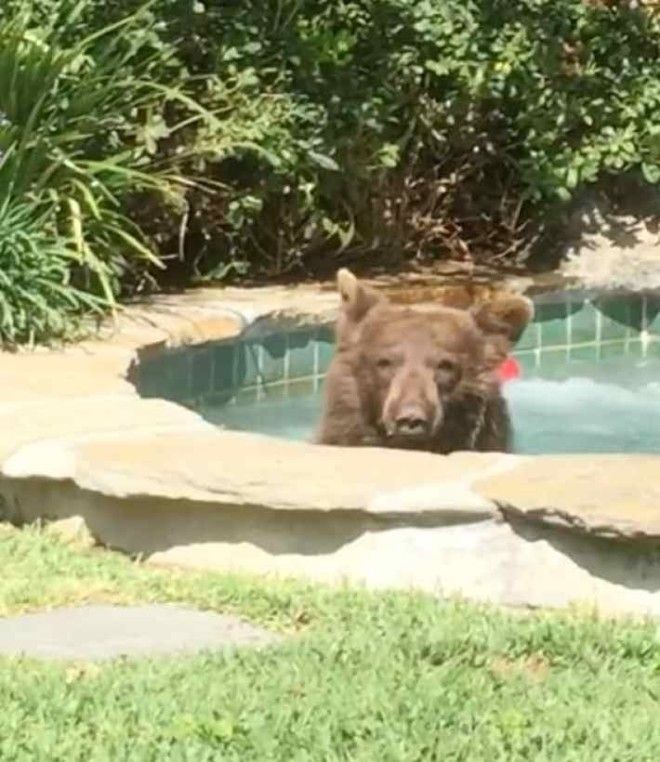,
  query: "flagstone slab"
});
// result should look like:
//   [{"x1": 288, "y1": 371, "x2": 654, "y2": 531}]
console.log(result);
[
  {"x1": 475, "y1": 455, "x2": 660, "y2": 540},
  {"x1": 0, "y1": 605, "x2": 279, "y2": 661}
]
